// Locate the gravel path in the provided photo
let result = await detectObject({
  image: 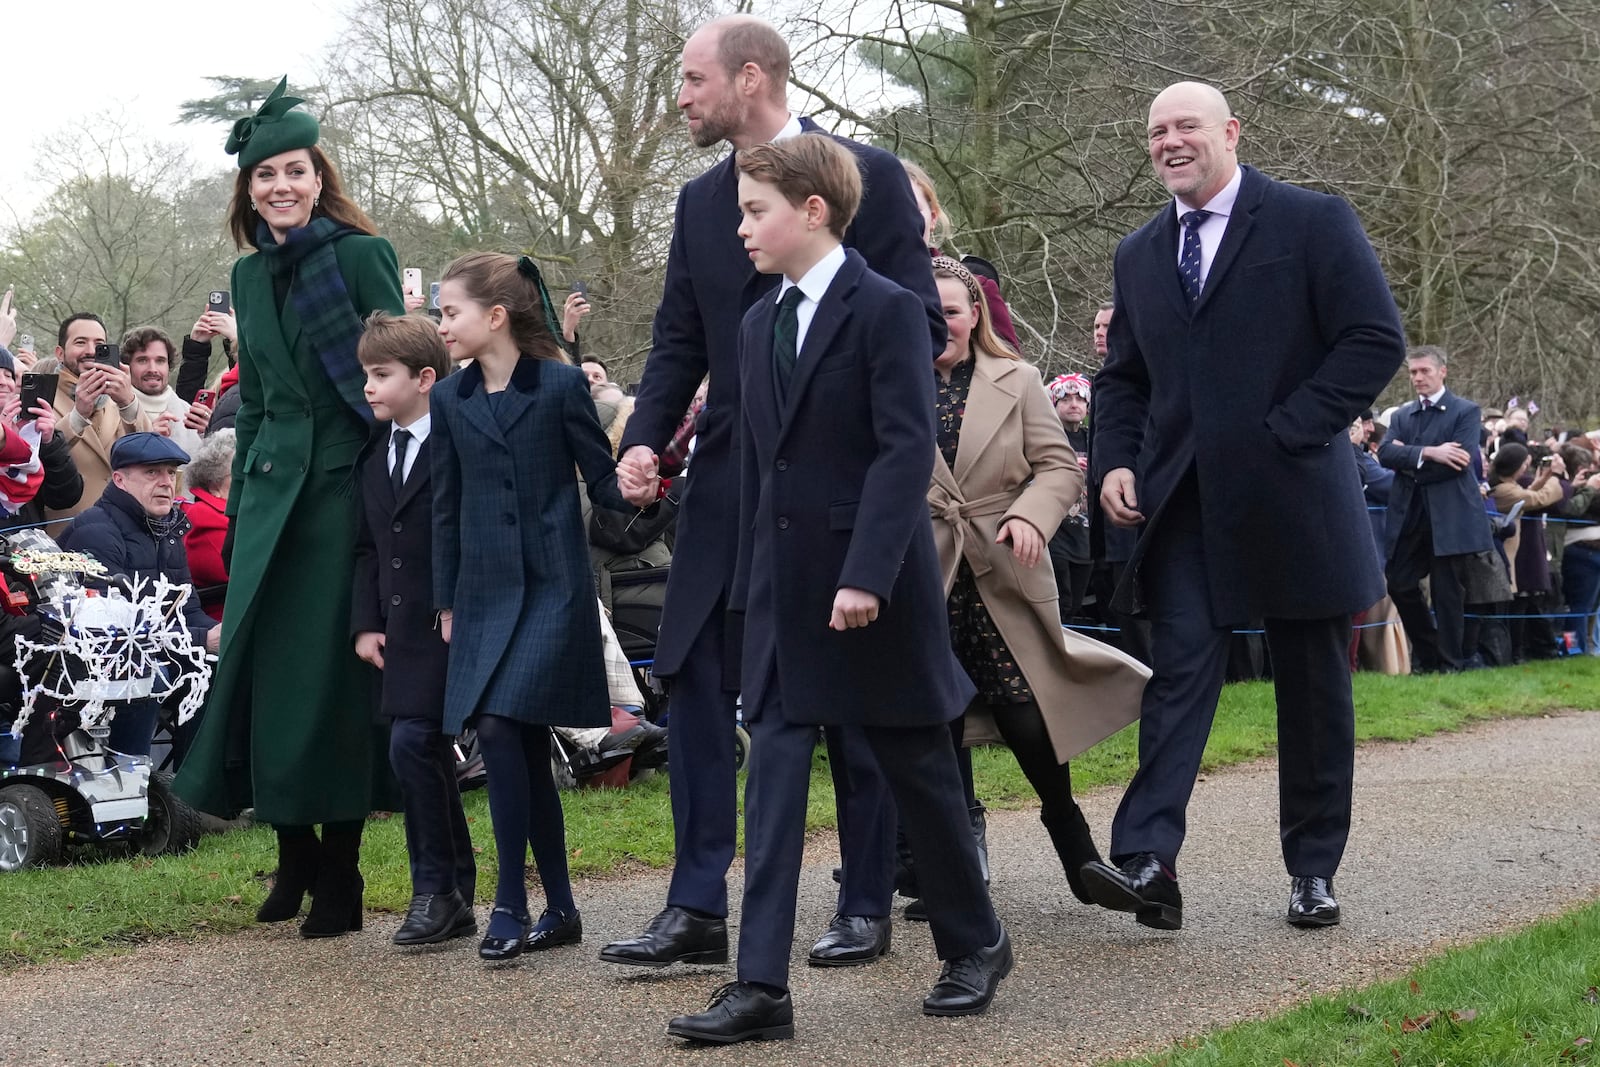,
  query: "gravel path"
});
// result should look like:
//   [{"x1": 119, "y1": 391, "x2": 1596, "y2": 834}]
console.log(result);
[{"x1": 4, "y1": 712, "x2": 1598, "y2": 1067}]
